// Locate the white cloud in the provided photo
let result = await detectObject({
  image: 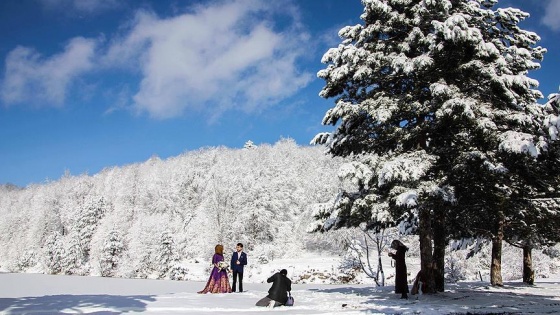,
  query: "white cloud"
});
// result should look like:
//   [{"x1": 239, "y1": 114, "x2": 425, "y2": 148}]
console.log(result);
[
  {"x1": 1, "y1": 37, "x2": 97, "y2": 106},
  {"x1": 542, "y1": 0, "x2": 560, "y2": 31},
  {"x1": 38, "y1": 0, "x2": 120, "y2": 13},
  {"x1": 104, "y1": 0, "x2": 313, "y2": 119}
]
